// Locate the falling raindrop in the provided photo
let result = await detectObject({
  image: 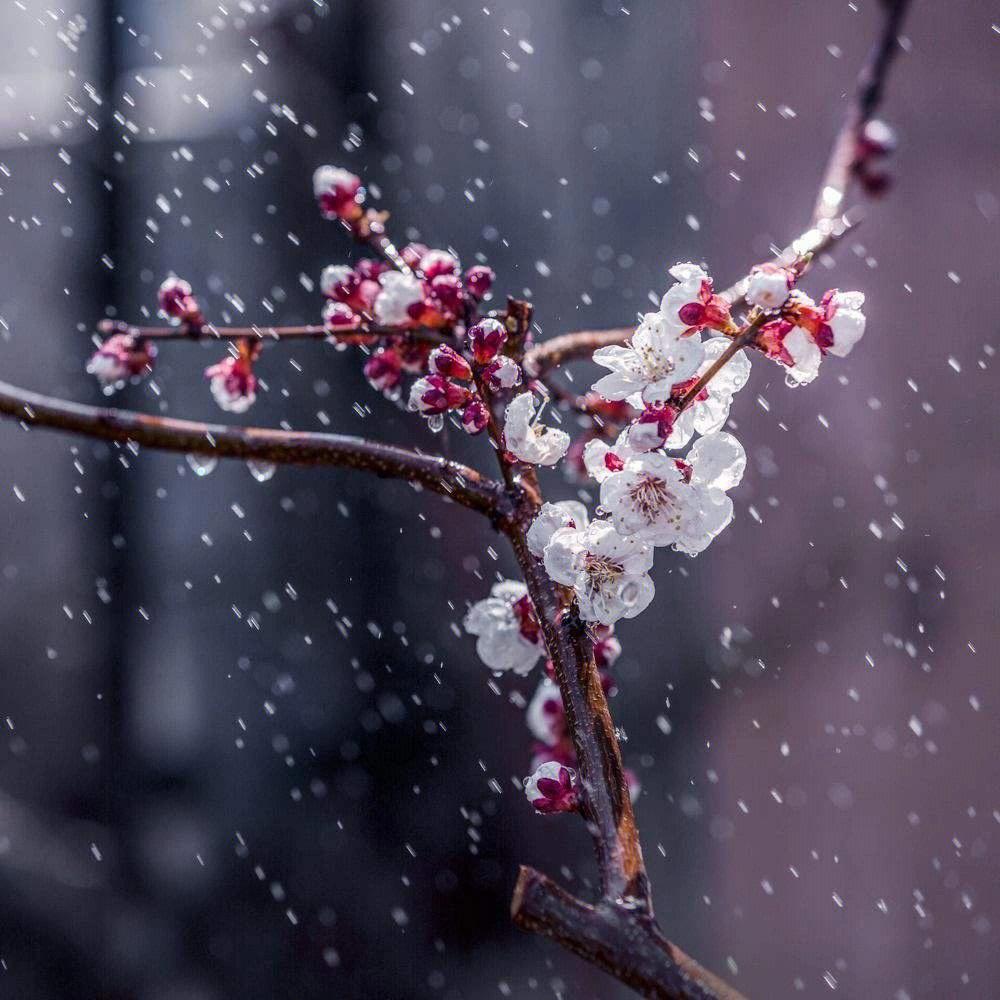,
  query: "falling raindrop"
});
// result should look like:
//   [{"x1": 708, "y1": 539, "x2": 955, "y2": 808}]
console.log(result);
[
  {"x1": 247, "y1": 459, "x2": 276, "y2": 482},
  {"x1": 186, "y1": 453, "x2": 218, "y2": 477}
]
